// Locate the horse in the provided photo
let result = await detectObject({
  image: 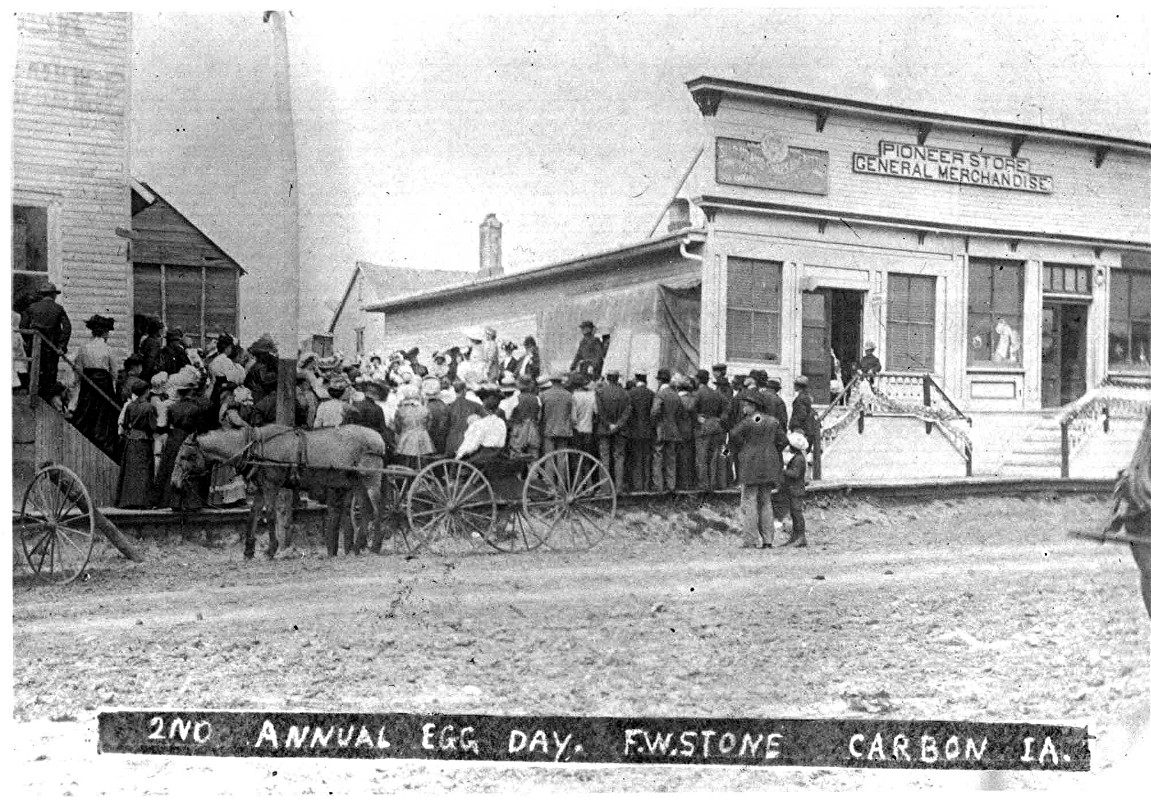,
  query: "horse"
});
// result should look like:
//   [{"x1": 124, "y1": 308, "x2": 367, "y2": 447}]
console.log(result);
[
  {"x1": 1106, "y1": 408, "x2": 1151, "y2": 619},
  {"x1": 175, "y1": 424, "x2": 389, "y2": 559}
]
